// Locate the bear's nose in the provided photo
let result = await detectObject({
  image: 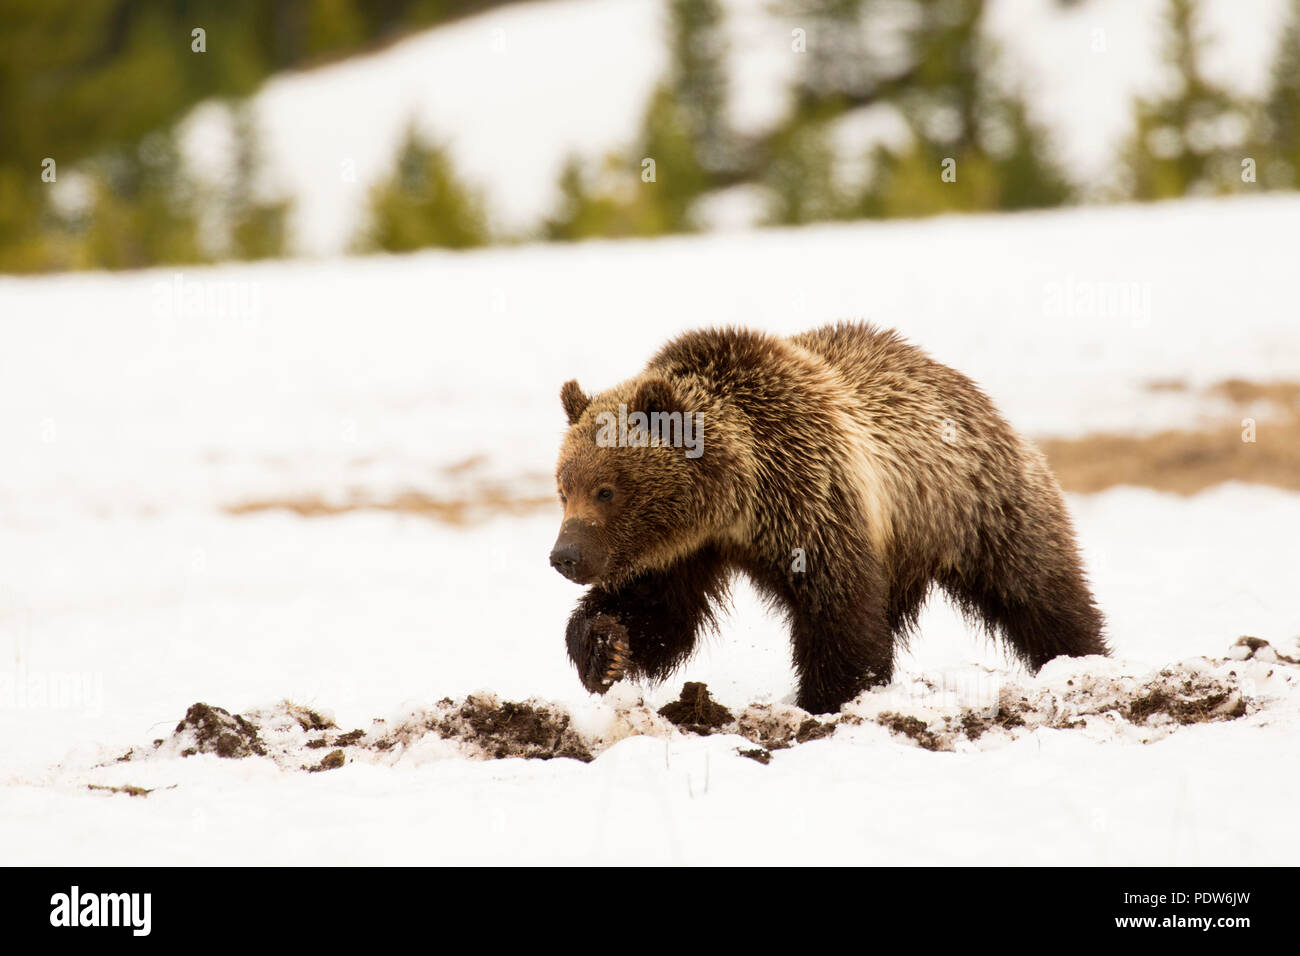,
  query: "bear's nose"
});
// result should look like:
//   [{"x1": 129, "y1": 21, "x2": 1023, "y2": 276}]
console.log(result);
[{"x1": 550, "y1": 541, "x2": 583, "y2": 579}]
